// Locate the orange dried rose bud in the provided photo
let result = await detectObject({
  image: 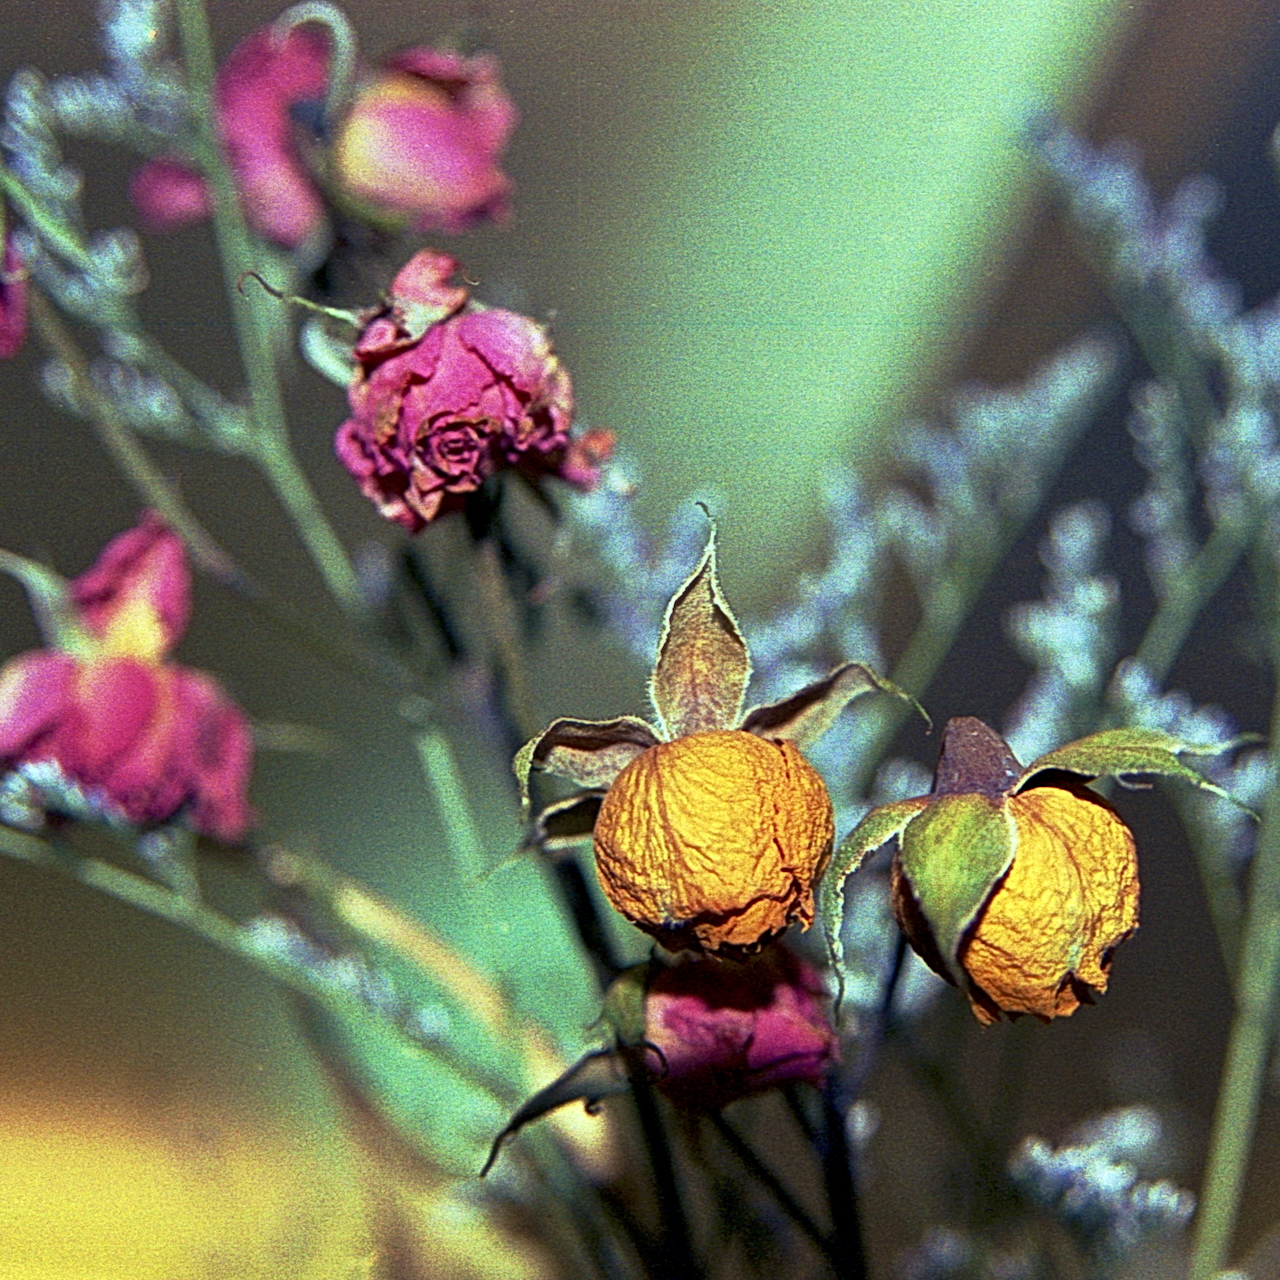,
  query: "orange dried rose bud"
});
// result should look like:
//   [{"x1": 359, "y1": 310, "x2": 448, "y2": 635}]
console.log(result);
[
  {"x1": 959, "y1": 781, "x2": 1138, "y2": 1024},
  {"x1": 592, "y1": 729, "x2": 834, "y2": 951}
]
